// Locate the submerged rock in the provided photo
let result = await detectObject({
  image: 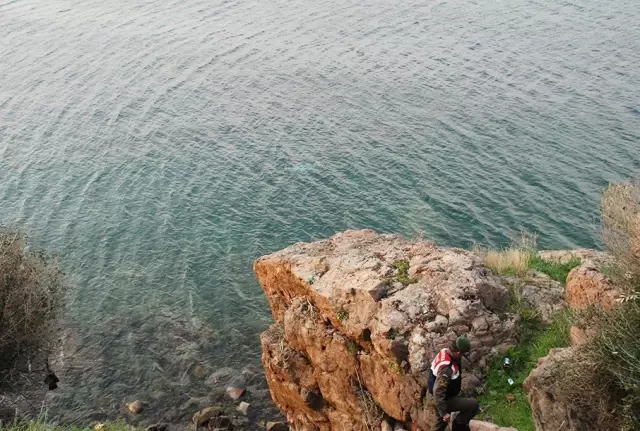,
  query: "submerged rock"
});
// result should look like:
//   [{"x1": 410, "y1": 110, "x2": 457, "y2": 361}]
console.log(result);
[
  {"x1": 127, "y1": 400, "x2": 143, "y2": 414},
  {"x1": 236, "y1": 401, "x2": 249, "y2": 415}
]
